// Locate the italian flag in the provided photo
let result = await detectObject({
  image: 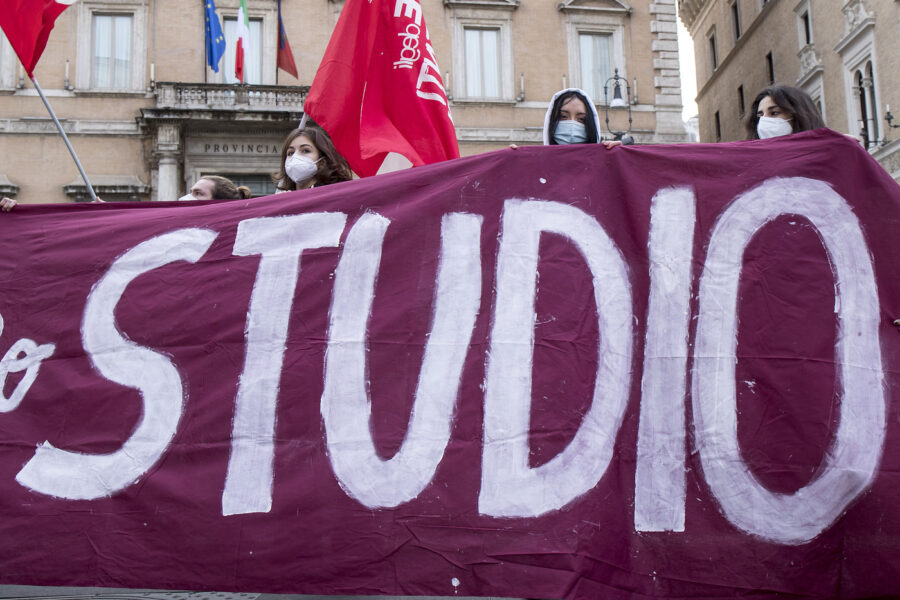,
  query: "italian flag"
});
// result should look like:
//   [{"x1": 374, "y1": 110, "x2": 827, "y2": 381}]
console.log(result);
[{"x1": 235, "y1": 0, "x2": 250, "y2": 83}]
